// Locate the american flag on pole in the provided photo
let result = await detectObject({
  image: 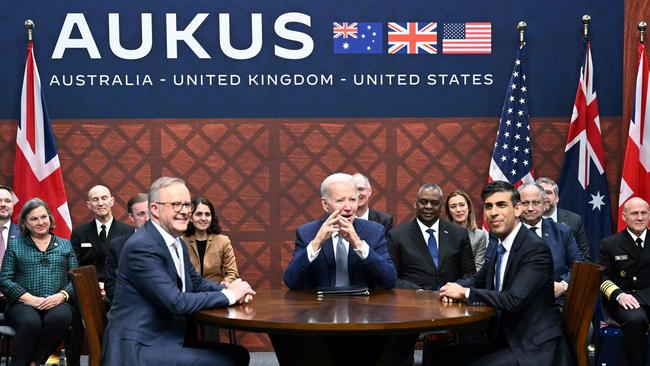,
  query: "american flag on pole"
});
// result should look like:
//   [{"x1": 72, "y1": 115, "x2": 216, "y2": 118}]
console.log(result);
[
  {"x1": 557, "y1": 40, "x2": 611, "y2": 259},
  {"x1": 442, "y1": 22, "x2": 492, "y2": 54},
  {"x1": 387, "y1": 22, "x2": 437, "y2": 54},
  {"x1": 487, "y1": 43, "x2": 534, "y2": 188},
  {"x1": 618, "y1": 42, "x2": 650, "y2": 230},
  {"x1": 12, "y1": 40, "x2": 72, "y2": 238}
]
